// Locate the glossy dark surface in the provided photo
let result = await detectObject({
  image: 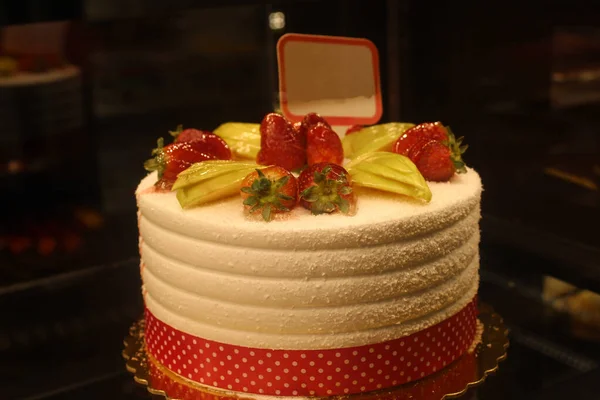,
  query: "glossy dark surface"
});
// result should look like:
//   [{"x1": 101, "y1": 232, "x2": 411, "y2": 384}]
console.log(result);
[{"x1": 1, "y1": 0, "x2": 599, "y2": 399}]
